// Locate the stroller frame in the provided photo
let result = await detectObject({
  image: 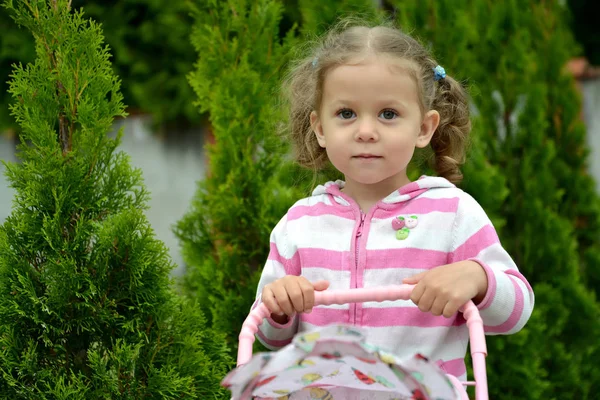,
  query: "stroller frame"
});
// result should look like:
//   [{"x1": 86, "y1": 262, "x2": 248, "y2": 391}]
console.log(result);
[{"x1": 237, "y1": 284, "x2": 488, "y2": 400}]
